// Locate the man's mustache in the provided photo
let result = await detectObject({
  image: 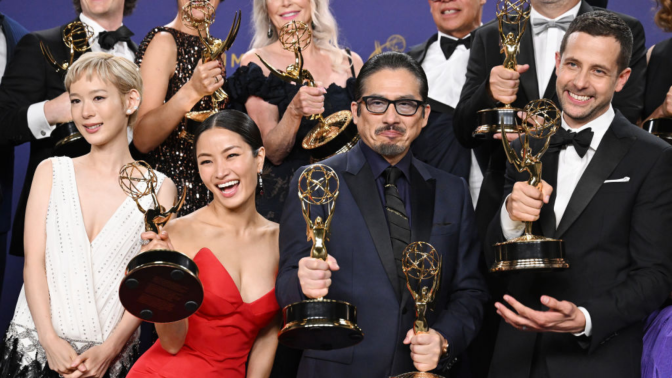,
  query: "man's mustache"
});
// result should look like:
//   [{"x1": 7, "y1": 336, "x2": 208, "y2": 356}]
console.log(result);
[{"x1": 374, "y1": 125, "x2": 407, "y2": 135}]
